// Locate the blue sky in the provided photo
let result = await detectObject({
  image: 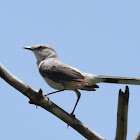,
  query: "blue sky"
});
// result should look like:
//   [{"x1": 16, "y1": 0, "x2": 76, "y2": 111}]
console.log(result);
[{"x1": 0, "y1": 0, "x2": 140, "y2": 140}]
